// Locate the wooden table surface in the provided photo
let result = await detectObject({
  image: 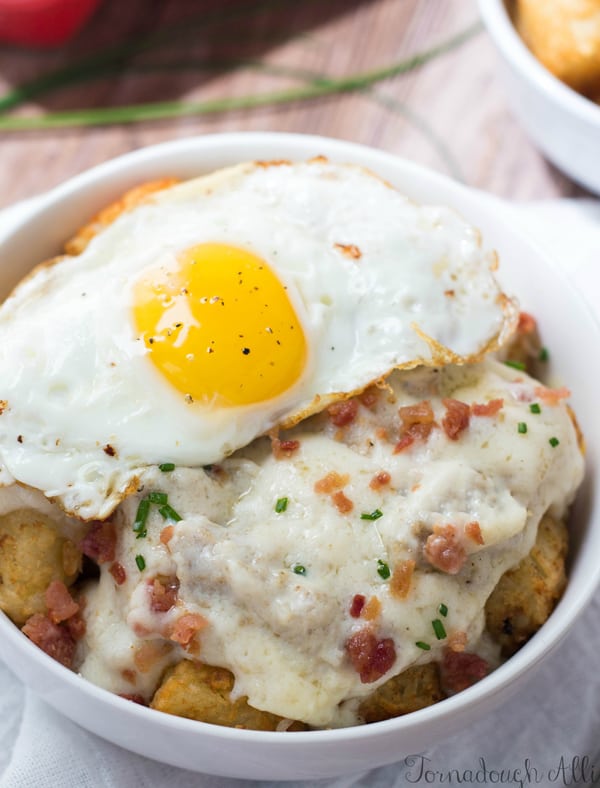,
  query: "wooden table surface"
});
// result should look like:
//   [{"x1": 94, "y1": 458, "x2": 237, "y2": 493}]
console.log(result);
[{"x1": 0, "y1": 0, "x2": 589, "y2": 210}]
